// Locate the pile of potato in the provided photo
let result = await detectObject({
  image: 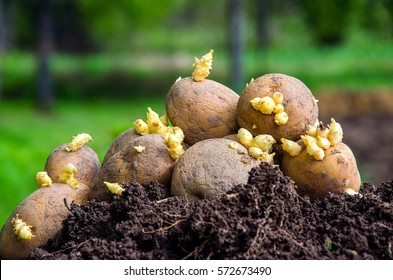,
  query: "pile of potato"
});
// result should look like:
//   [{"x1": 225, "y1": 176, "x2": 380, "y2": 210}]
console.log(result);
[{"x1": 0, "y1": 50, "x2": 361, "y2": 259}]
